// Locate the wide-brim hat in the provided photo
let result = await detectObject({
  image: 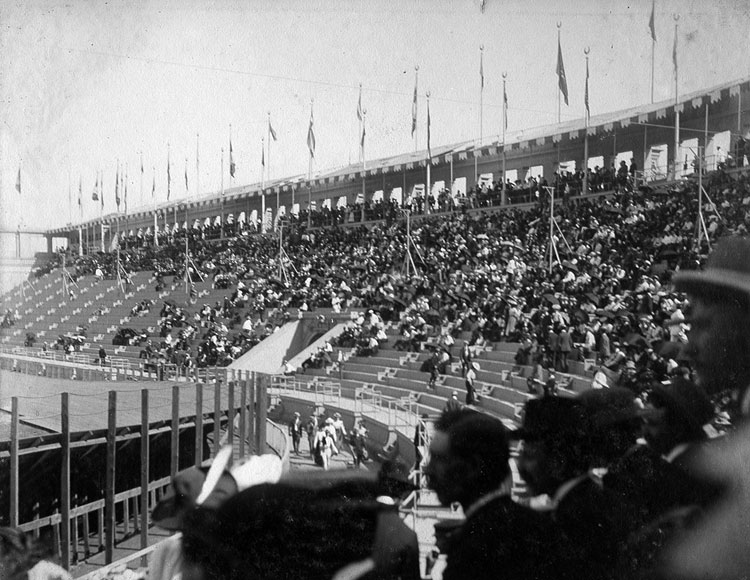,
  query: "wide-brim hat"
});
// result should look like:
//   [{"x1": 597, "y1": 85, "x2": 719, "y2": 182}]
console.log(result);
[
  {"x1": 646, "y1": 377, "x2": 714, "y2": 432},
  {"x1": 673, "y1": 236, "x2": 750, "y2": 299},
  {"x1": 509, "y1": 397, "x2": 589, "y2": 442}
]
